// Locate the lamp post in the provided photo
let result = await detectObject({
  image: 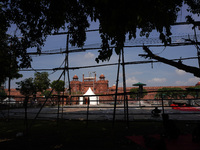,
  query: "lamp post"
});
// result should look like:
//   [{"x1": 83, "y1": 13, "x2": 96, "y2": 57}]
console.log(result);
[
  {"x1": 92, "y1": 71, "x2": 96, "y2": 92},
  {"x1": 186, "y1": 87, "x2": 200, "y2": 106},
  {"x1": 132, "y1": 82, "x2": 146, "y2": 107},
  {"x1": 161, "y1": 94, "x2": 165, "y2": 114}
]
